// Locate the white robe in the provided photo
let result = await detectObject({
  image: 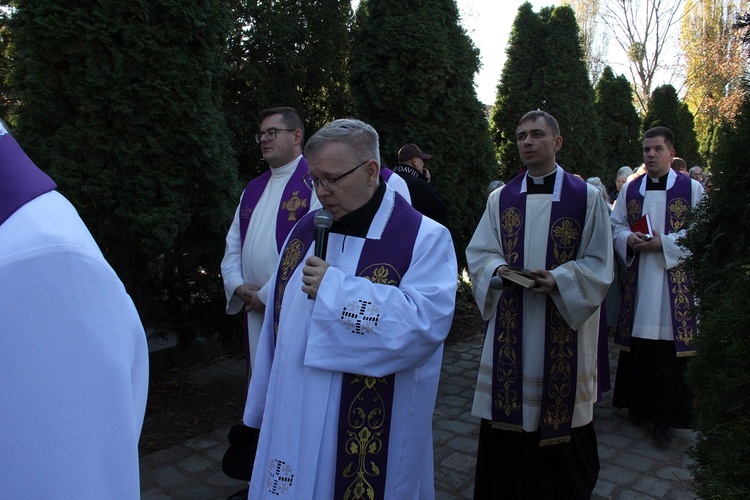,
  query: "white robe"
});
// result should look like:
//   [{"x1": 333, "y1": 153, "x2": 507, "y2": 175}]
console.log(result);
[
  {"x1": 466, "y1": 167, "x2": 613, "y2": 431},
  {"x1": 610, "y1": 171, "x2": 704, "y2": 341},
  {"x1": 243, "y1": 184, "x2": 457, "y2": 499},
  {"x1": 384, "y1": 170, "x2": 412, "y2": 204},
  {"x1": 0, "y1": 191, "x2": 149, "y2": 499},
  {"x1": 221, "y1": 156, "x2": 320, "y2": 371}
]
